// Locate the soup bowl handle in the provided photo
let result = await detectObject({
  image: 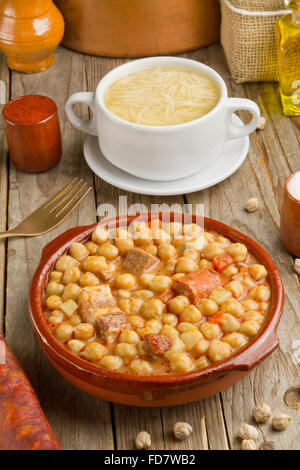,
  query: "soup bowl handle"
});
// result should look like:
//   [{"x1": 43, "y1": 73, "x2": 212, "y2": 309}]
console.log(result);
[
  {"x1": 65, "y1": 92, "x2": 98, "y2": 136},
  {"x1": 226, "y1": 98, "x2": 260, "y2": 140}
]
